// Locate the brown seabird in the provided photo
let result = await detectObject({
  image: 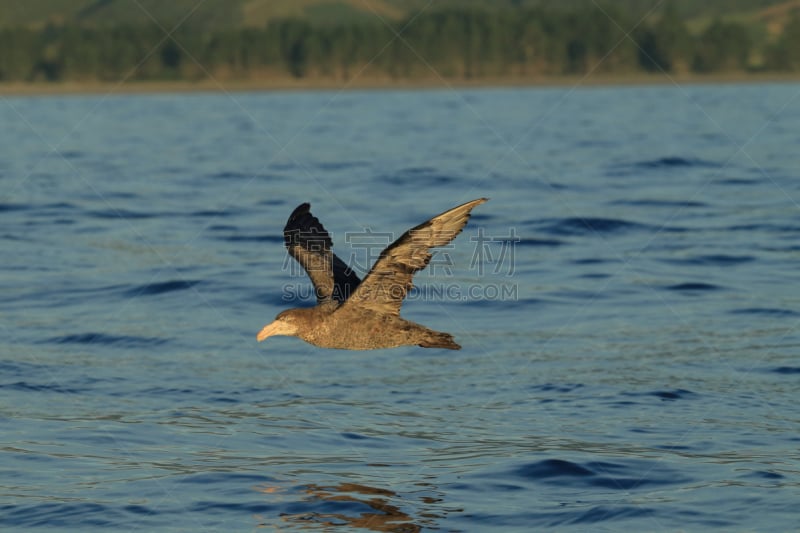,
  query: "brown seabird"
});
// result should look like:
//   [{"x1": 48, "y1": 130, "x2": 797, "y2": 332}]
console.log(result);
[{"x1": 257, "y1": 198, "x2": 488, "y2": 350}]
